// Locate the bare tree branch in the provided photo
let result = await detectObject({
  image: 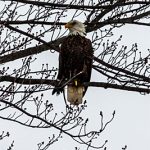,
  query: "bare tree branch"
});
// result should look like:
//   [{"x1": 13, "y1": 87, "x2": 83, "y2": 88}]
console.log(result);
[
  {"x1": 7, "y1": 0, "x2": 150, "y2": 10},
  {"x1": 1, "y1": 75, "x2": 150, "y2": 94}
]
